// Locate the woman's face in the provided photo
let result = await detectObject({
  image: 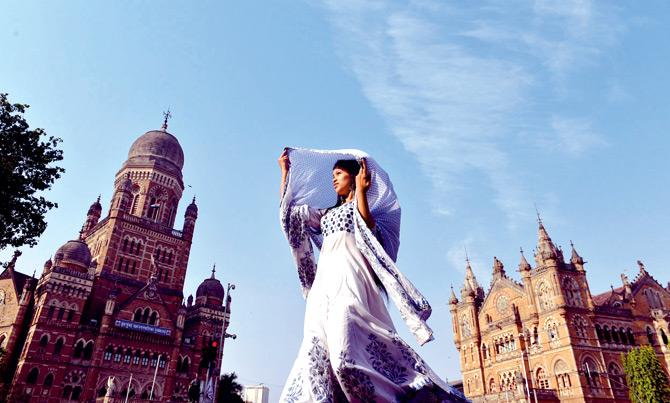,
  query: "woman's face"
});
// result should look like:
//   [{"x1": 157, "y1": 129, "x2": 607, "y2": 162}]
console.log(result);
[{"x1": 332, "y1": 168, "x2": 353, "y2": 197}]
